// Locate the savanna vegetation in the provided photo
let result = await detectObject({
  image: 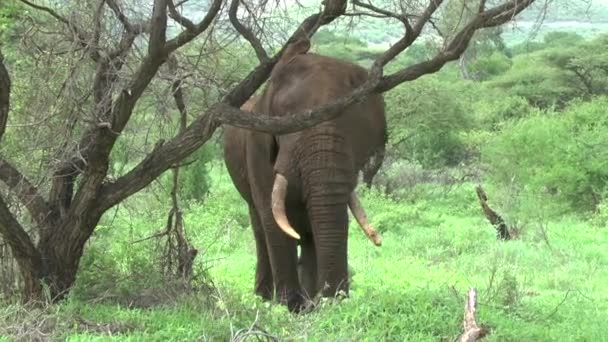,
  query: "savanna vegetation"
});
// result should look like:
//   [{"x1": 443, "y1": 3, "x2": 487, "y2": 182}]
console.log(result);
[{"x1": 1, "y1": 0, "x2": 607, "y2": 340}]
